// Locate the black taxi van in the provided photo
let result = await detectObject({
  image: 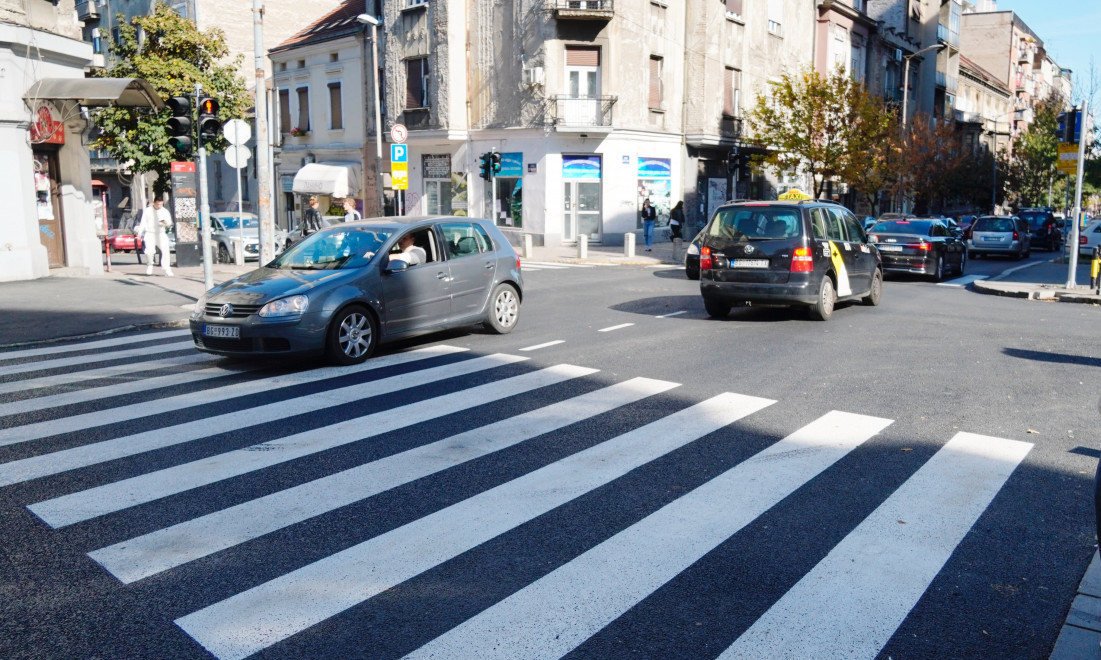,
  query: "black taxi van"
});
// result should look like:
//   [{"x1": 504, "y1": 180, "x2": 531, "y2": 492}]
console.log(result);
[{"x1": 698, "y1": 200, "x2": 883, "y2": 321}]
